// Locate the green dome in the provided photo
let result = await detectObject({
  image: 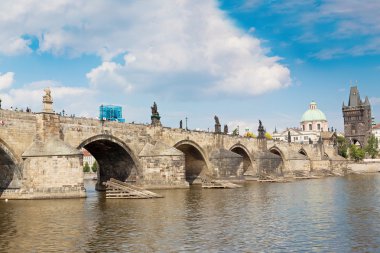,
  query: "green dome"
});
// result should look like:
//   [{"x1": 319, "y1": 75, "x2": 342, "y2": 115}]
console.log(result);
[{"x1": 301, "y1": 102, "x2": 327, "y2": 122}]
